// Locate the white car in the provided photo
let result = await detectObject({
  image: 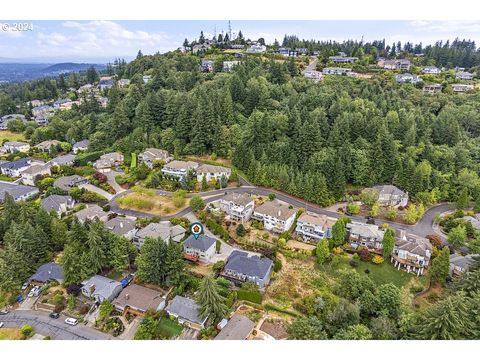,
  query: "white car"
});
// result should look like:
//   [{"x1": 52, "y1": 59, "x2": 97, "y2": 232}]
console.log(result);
[
  {"x1": 64, "y1": 318, "x2": 78, "y2": 326},
  {"x1": 27, "y1": 286, "x2": 40, "y2": 297},
  {"x1": 0, "y1": 322, "x2": 4, "y2": 328},
  {"x1": 21, "y1": 283, "x2": 29, "y2": 291}
]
